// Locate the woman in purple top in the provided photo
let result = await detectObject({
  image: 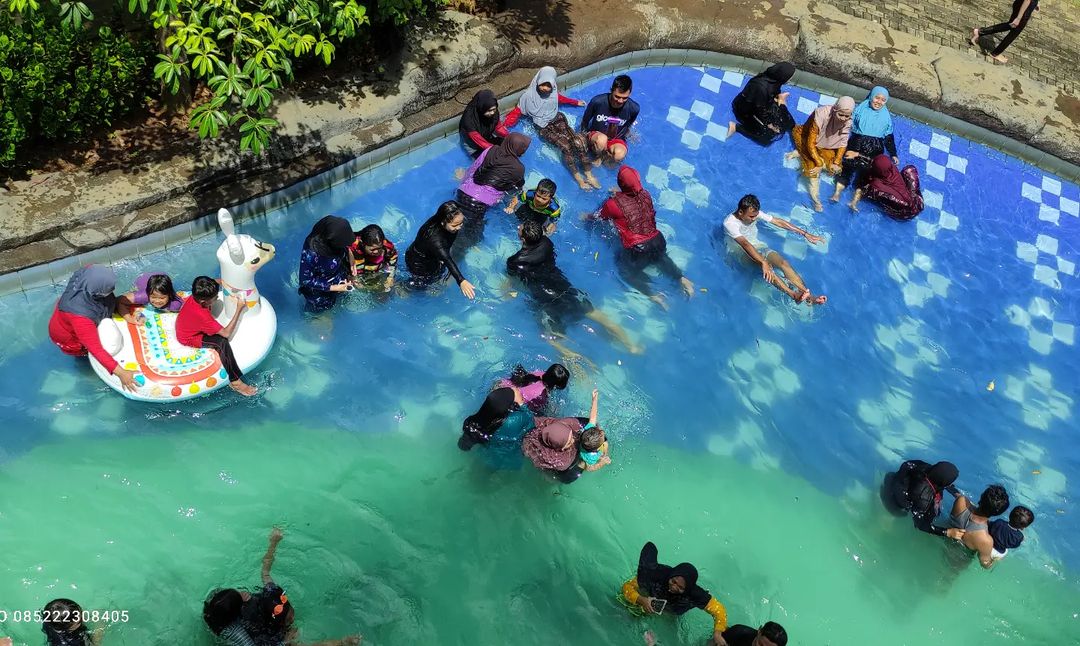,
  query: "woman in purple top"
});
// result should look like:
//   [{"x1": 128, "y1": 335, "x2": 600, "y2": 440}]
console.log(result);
[
  {"x1": 497, "y1": 363, "x2": 570, "y2": 414},
  {"x1": 456, "y1": 133, "x2": 531, "y2": 248}
]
